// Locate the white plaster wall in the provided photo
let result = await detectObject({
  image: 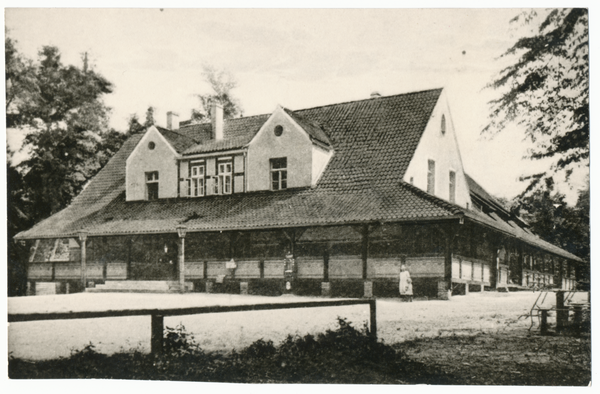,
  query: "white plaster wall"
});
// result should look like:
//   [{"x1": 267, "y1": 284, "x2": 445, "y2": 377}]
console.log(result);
[
  {"x1": 247, "y1": 108, "x2": 313, "y2": 191},
  {"x1": 403, "y1": 90, "x2": 472, "y2": 208},
  {"x1": 311, "y1": 145, "x2": 333, "y2": 186},
  {"x1": 126, "y1": 127, "x2": 179, "y2": 201}
]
